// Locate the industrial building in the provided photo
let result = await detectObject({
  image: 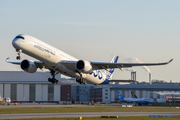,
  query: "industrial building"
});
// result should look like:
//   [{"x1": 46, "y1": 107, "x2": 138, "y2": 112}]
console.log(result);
[
  {"x1": 0, "y1": 71, "x2": 180, "y2": 104},
  {"x1": 71, "y1": 82, "x2": 180, "y2": 104},
  {"x1": 0, "y1": 71, "x2": 71, "y2": 103}
]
